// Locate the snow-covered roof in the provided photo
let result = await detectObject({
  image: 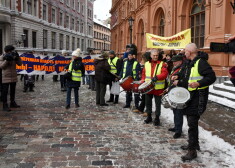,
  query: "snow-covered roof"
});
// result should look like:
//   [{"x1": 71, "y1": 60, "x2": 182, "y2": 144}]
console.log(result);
[{"x1": 93, "y1": 17, "x2": 110, "y2": 29}]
